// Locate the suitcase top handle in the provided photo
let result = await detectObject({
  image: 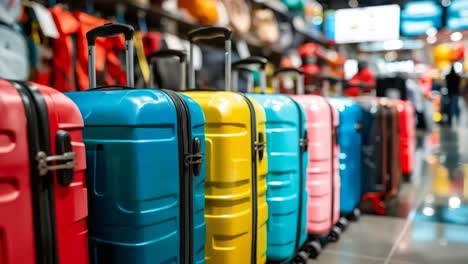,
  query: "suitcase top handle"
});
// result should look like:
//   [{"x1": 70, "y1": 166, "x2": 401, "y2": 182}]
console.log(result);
[
  {"x1": 187, "y1": 27, "x2": 232, "y2": 91},
  {"x1": 146, "y1": 49, "x2": 187, "y2": 90},
  {"x1": 272, "y1": 67, "x2": 305, "y2": 95},
  {"x1": 86, "y1": 23, "x2": 135, "y2": 90},
  {"x1": 231, "y1": 56, "x2": 268, "y2": 94}
]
